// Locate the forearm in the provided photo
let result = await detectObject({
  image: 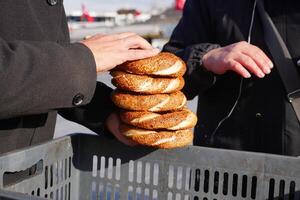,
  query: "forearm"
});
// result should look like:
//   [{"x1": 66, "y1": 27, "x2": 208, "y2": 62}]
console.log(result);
[{"x1": 0, "y1": 39, "x2": 97, "y2": 119}]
